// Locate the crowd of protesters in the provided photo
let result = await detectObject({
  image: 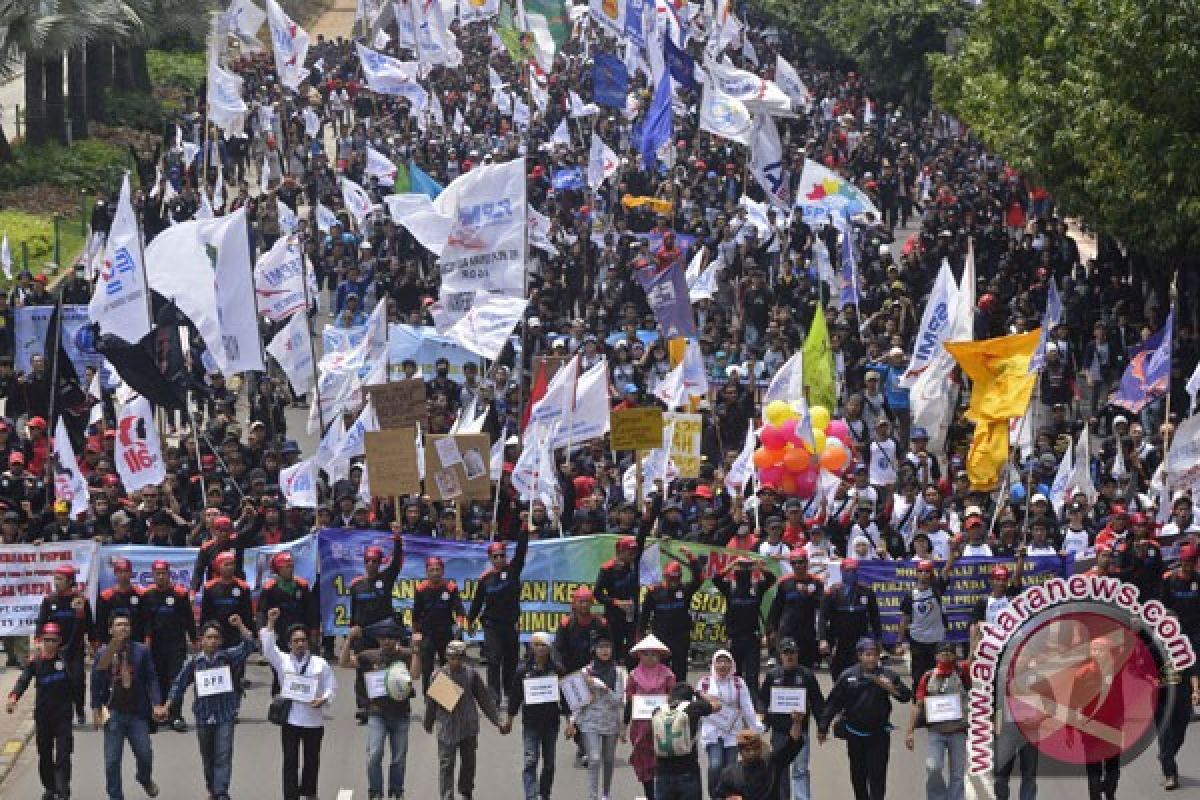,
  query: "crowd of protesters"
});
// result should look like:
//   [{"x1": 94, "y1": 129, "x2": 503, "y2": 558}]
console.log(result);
[{"x1": 0, "y1": 2, "x2": 1199, "y2": 800}]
